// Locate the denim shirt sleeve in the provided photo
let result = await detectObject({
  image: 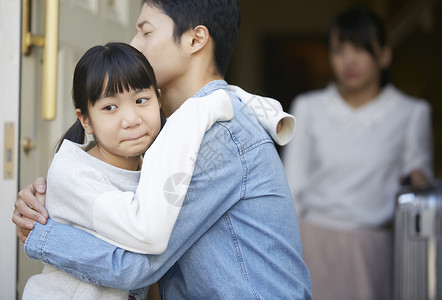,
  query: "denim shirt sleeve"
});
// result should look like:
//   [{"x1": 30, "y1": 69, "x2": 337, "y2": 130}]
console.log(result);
[
  {"x1": 25, "y1": 219, "x2": 155, "y2": 289},
  {"x1": 24, "y1": 121, "x2": 245, "y2": 290}
]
